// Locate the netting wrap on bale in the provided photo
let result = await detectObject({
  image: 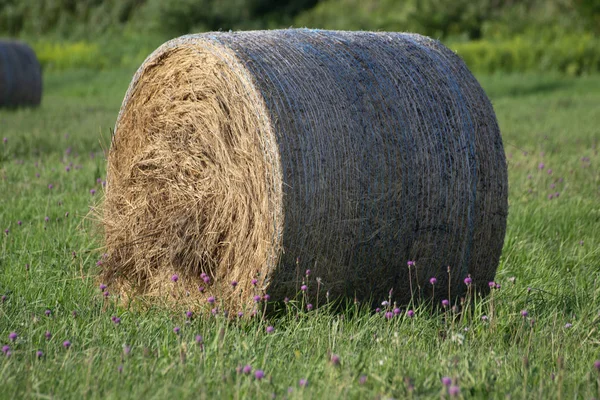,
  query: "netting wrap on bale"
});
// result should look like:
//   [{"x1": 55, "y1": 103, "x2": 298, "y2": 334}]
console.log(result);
[
  {"x1": 0, "y1": 40, "x2": 42, "y2": 107},
  {"x1": 102, "y1": 29, "x2": 508, "y2": 311}
]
